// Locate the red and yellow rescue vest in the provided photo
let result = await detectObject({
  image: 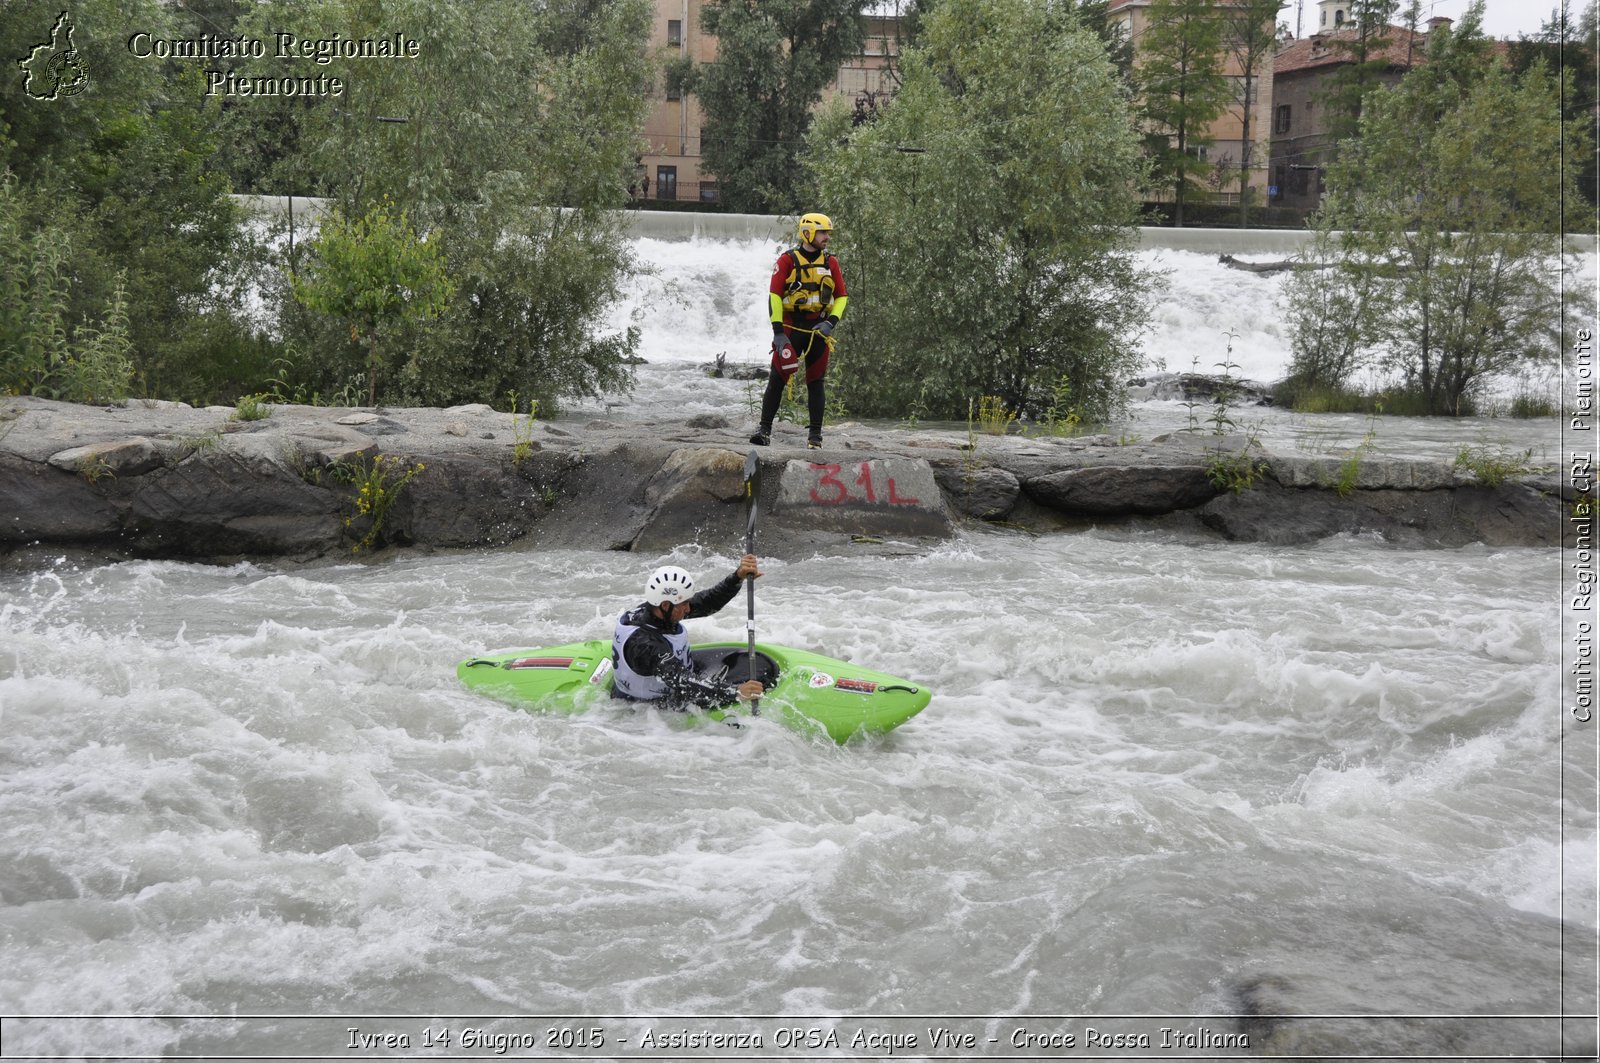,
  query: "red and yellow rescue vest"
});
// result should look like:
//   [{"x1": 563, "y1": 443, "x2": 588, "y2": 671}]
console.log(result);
[{"x1": 779, "y1": 246, "x2": 838, "y2": 318}]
